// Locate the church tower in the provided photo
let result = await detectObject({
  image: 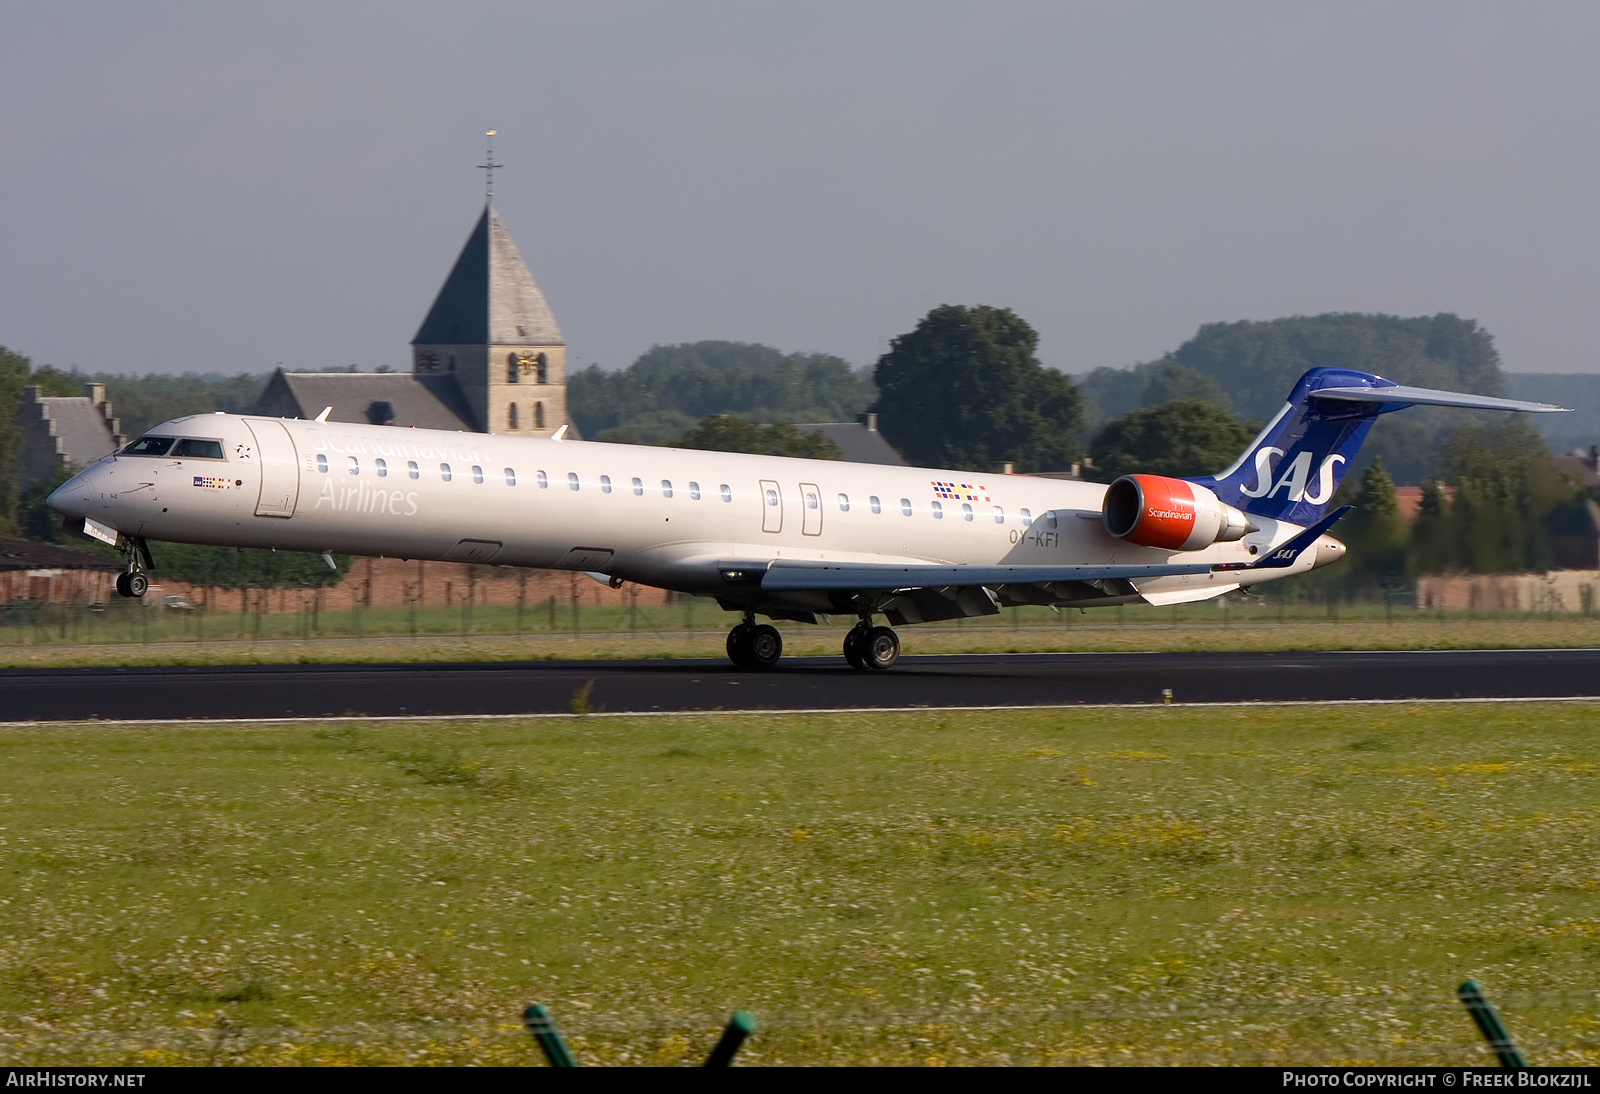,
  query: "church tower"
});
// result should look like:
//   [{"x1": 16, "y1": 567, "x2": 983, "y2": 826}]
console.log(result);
[{"x1": 410, "y1": 201, "x2": 568, "y2": 437}]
